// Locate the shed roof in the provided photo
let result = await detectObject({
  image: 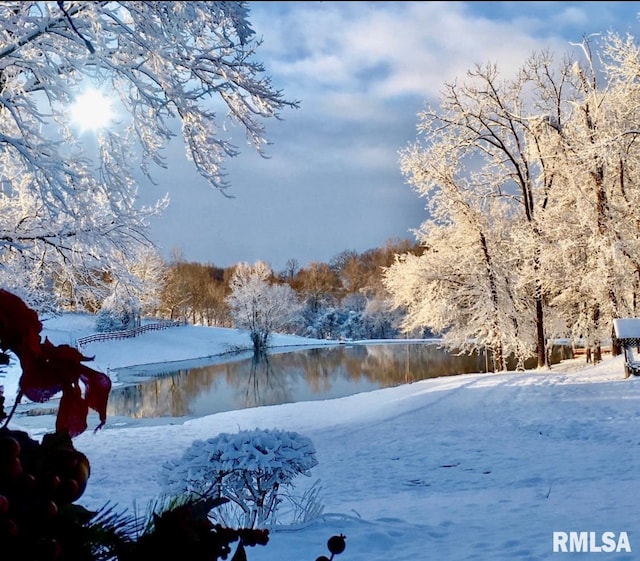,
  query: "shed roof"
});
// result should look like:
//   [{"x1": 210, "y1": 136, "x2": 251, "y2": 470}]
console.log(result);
[{"x1": 613, "y1": 318, "x2": 640, "y2": 340}]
